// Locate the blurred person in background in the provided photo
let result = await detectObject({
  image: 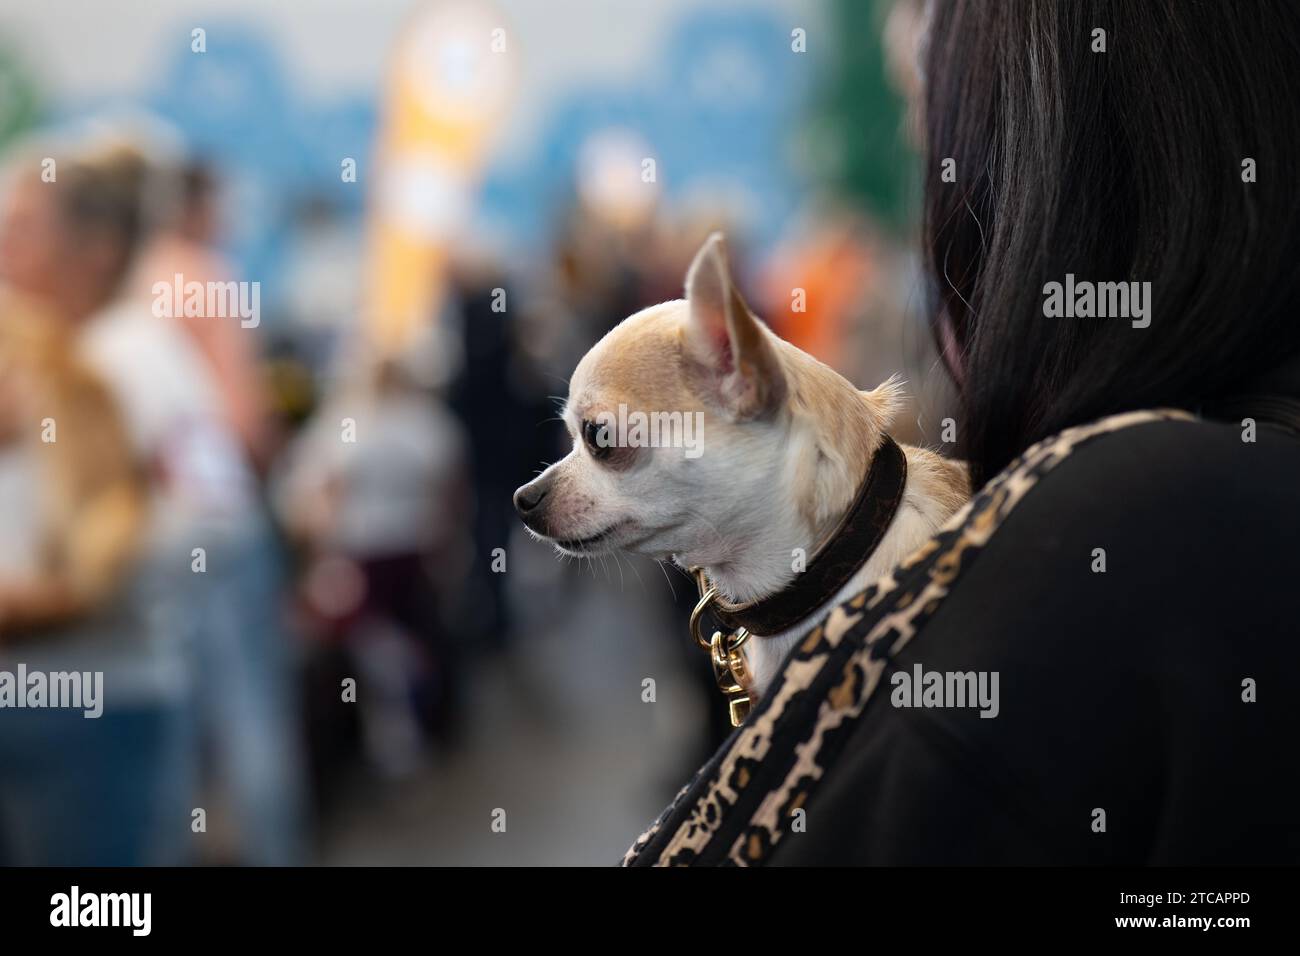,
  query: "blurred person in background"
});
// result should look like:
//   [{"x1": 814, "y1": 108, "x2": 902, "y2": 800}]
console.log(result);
[
  {"x1": 0, "y1": 136, "x2": 304, "y2": 864},
  {"x1": 275, "y1": 349, "x2": 470, "y2": 774},
  {"x1": 132, "y1": 160, "x2": 274, "y2": 471},
  {"x1": 0, "y1": 294, "x2": 154, "y2": 866},
  {"x1": 446, "y1": 263, "x2": 555, "y2": 655},
  {"x1": 0, "y1": 147, "x2": 193, "y2": 864}
]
